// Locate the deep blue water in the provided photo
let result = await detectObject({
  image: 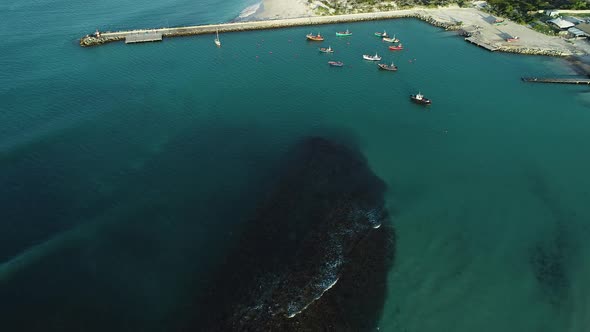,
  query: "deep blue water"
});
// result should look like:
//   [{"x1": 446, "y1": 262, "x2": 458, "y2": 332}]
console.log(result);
[{"x1": 1, "y1": 0, "x2": 589, "y2": 330}]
